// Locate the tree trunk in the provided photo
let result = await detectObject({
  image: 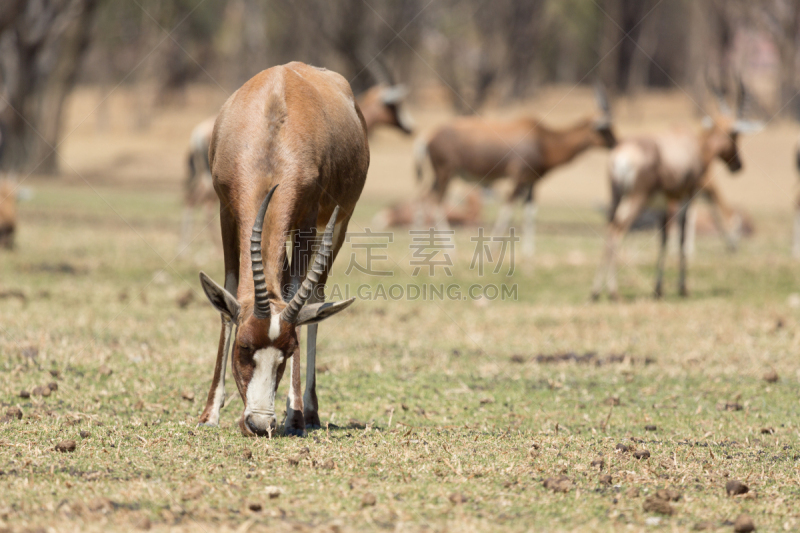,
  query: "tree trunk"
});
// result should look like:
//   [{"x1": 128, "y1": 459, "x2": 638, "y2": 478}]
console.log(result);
[{"x1": 0, "y1": 0, "x2": 97, "y2": 175}]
